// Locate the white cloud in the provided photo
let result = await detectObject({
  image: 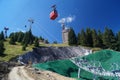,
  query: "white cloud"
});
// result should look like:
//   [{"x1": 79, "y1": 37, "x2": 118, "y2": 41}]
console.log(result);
[
  {"x1": 58, "y1": 18, "x2": 66, "y2": 23},
  {"x1": 66, "y1": 16, "x2": 74, "y2": 23},
  {"x1": 58, "y1": 16, "x2": 75, "y2": 24}
]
